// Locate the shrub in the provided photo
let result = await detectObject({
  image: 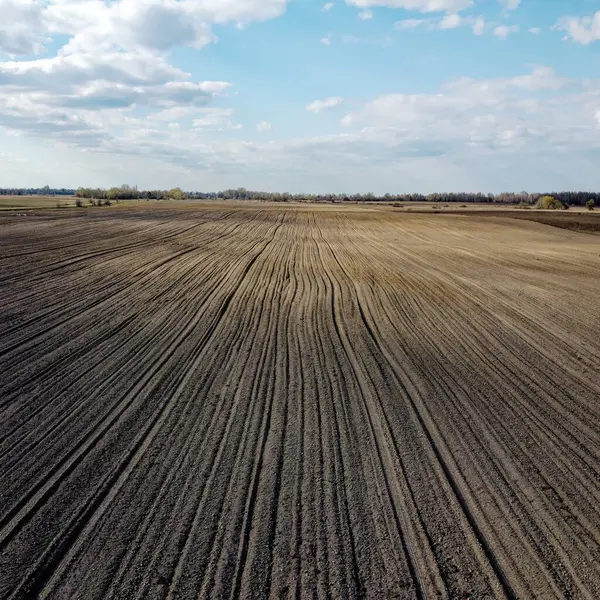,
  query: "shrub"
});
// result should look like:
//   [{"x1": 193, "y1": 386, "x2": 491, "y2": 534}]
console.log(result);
[
  {"x1": 105, "y1": 199, "x2": 112, "y2": 206},
  {"x1": 75, "y1": 198, "x2": 84, "y2": 207},
  {"x1": 536, "y1": 196, "x2": 563, "y2": 210},
  {"x1": 586, "y1": 199, "x2": 595, "y2": 211}
]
